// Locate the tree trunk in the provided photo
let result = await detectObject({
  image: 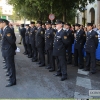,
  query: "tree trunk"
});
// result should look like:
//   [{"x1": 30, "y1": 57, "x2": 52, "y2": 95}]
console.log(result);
[{"x1": 62, "y1": 10, "x2": 66, "y2": 22}]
